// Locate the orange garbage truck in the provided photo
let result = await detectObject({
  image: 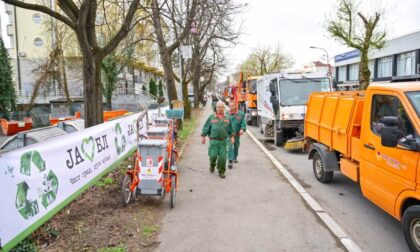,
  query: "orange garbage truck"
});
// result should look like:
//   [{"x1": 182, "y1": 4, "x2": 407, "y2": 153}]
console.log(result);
[
  {"x1": 242, "y1": 75, "x2": 261, "y2": 125},
  {"x1": 304, "y1": 82, "x2": 420, "y2": 251}
]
